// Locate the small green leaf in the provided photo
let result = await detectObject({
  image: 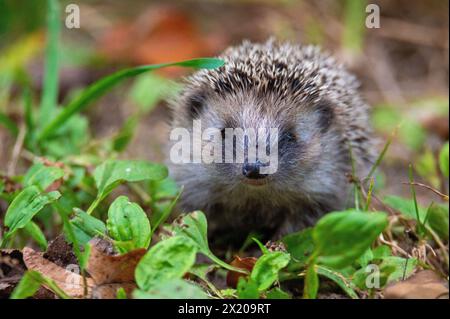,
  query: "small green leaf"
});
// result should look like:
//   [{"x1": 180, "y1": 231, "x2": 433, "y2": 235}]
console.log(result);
[
  {"x1": 129, "y1": 73, "x2": 178, "y2": 113},
  {"x1": 426, "y1": 203, "x2": 449, "y2": 241},
  {"x1": 89, "y1": 160, "x2": 167, "y2": 214},
  {"x1": 107, "y1": 196, "x2": 151, "y2": 253},
  {"x1": 134, "y1": 279, "x2": 207, "y2": 299},
  {"x1": 380, "y1": 256, "x2": 417, "y2": 284},
  {"x1": 173, "y1": 211, "x2": 246, "y2": 273},
  {"x1": 10, "y1": 271, "x2": 41, "y2": 299},
  {"x1": 23, "y1": 162, "x2": 64, "y2": 191},
  {"x1": 4, "y1": 186, "x2": 60, "y2": 239},
  {"x1": 316, "y1": 265, "x2": 358, "y2": 299},
  {"x1": 116, "y1": 287, "x2": 127, "y2": 299},
  {"x1": 303, "y1": 264, "x2": 319, "y2": 299},
  {"x1": 10, "y1": 270, "x2": 70, "y2": 299},
  {"x1": 282, "y1": 228, "x2": 314, "y2": 266},
  {"x1": 135, "y1": 236, "x2": 197, "y2": 291},
  {"x1": 250, "y1": 251, "x2": 290, "y2": 291},
  {"x1": 313, "y1": 210, "x2": 388, "y2": 269},
  {"x1": 384, "y1": 195, "x2": 427, "y2": 222},
  {"x1": 112, "y1": 115, "x2": 139, "y2": 152},
  {"x1": 439, "y1": 141, "x2": 449, "y2": 178},
  {"x1": 70, "y1": 208, "x2": 106, "y2": 245},
  {"x1": 356, "y1": 248, "x2": 374, "y2": 268},
  {"x1": 266, "y1": 287, "x2": 291, "y2": 299},
  {"x1": 372, "y1": 245, "x2": 392, "y2": 260},
  {"x1": 23, "y1": 221, "x2": 48, "y2": 250},
  {"x1": 237, "y1": 277, "x2": 259, "y2": 299},
  {"x1": 148, "y1": 177, "x2": 180, "y2": 201}
]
